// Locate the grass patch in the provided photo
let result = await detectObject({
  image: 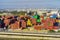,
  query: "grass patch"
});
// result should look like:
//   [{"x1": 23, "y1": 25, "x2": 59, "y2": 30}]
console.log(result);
[
  {"x1": 58, "y1": 30, "x2": 60, "y2": 32},
  {"x1": 48, "y1": 30, "x2": 56, "y2": 33}
]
